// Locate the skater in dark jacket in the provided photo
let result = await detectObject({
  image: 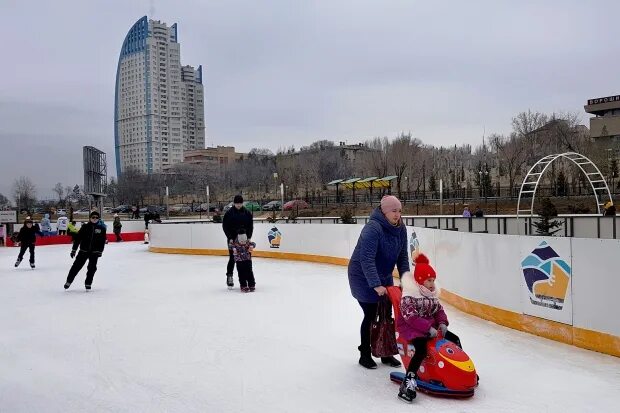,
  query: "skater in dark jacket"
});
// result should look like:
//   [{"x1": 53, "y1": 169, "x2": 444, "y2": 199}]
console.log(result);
[
  {"x1": 222, "y1": 195, "x2": 253, "y2": 288},
  {"x1": 230, "y1": 227, "x2": 257, "y2": 292},
  {"x1": 64, "y1": 211, "x2": 106, "y2": 290},
  {"x1": 113, "y1": 214, "x2": 123, "y2": 242},
  {"x1": 14, "y1": 217, "x2": 42, "y2": 268}
]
